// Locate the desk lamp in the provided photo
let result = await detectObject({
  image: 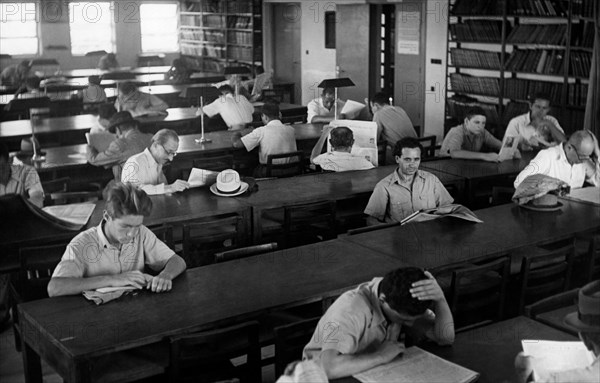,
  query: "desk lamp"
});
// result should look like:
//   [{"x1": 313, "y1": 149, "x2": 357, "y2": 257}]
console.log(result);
[{"x1": 317, "y1": 78, "x2": 355, "y2": 120}]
